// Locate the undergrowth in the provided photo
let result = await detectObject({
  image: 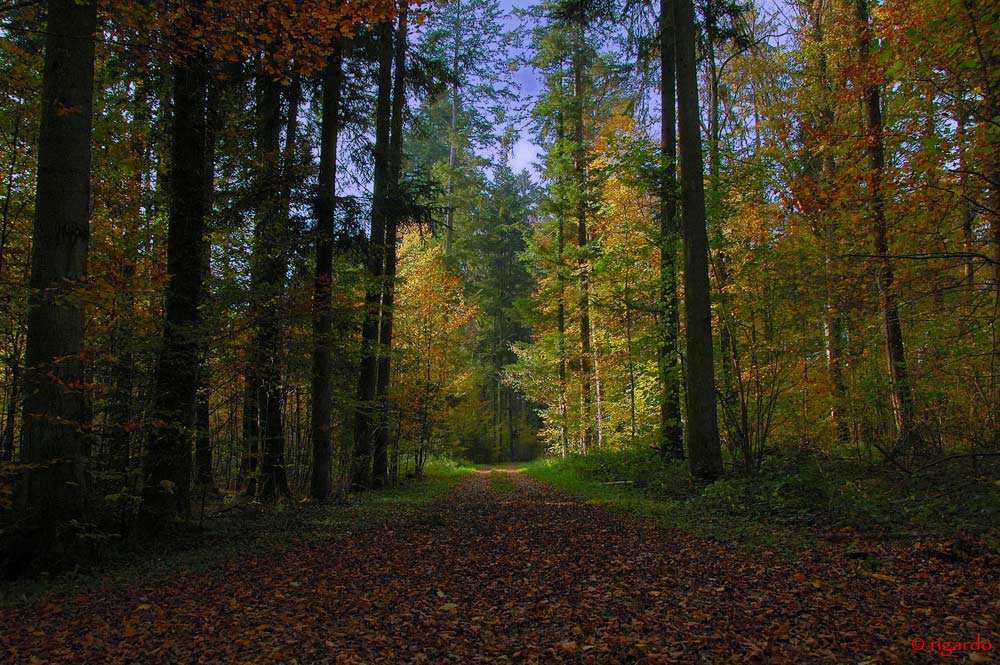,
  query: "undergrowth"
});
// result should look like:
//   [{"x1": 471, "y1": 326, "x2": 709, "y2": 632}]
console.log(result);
[
  {"x1": 524, "y1": 448, "x2": 1000, "y2": 551},
  {"x1": 1, "y1": 458, "x2": 474, "y2": 602}
]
